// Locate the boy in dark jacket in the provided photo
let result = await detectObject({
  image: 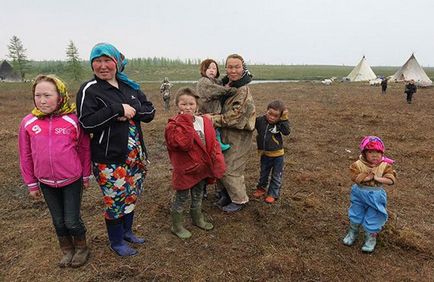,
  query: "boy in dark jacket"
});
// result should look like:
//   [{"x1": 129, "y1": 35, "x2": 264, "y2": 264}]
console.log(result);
[{"x1": 253, "y1": 100, "x2": 290, "y2": 203}]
